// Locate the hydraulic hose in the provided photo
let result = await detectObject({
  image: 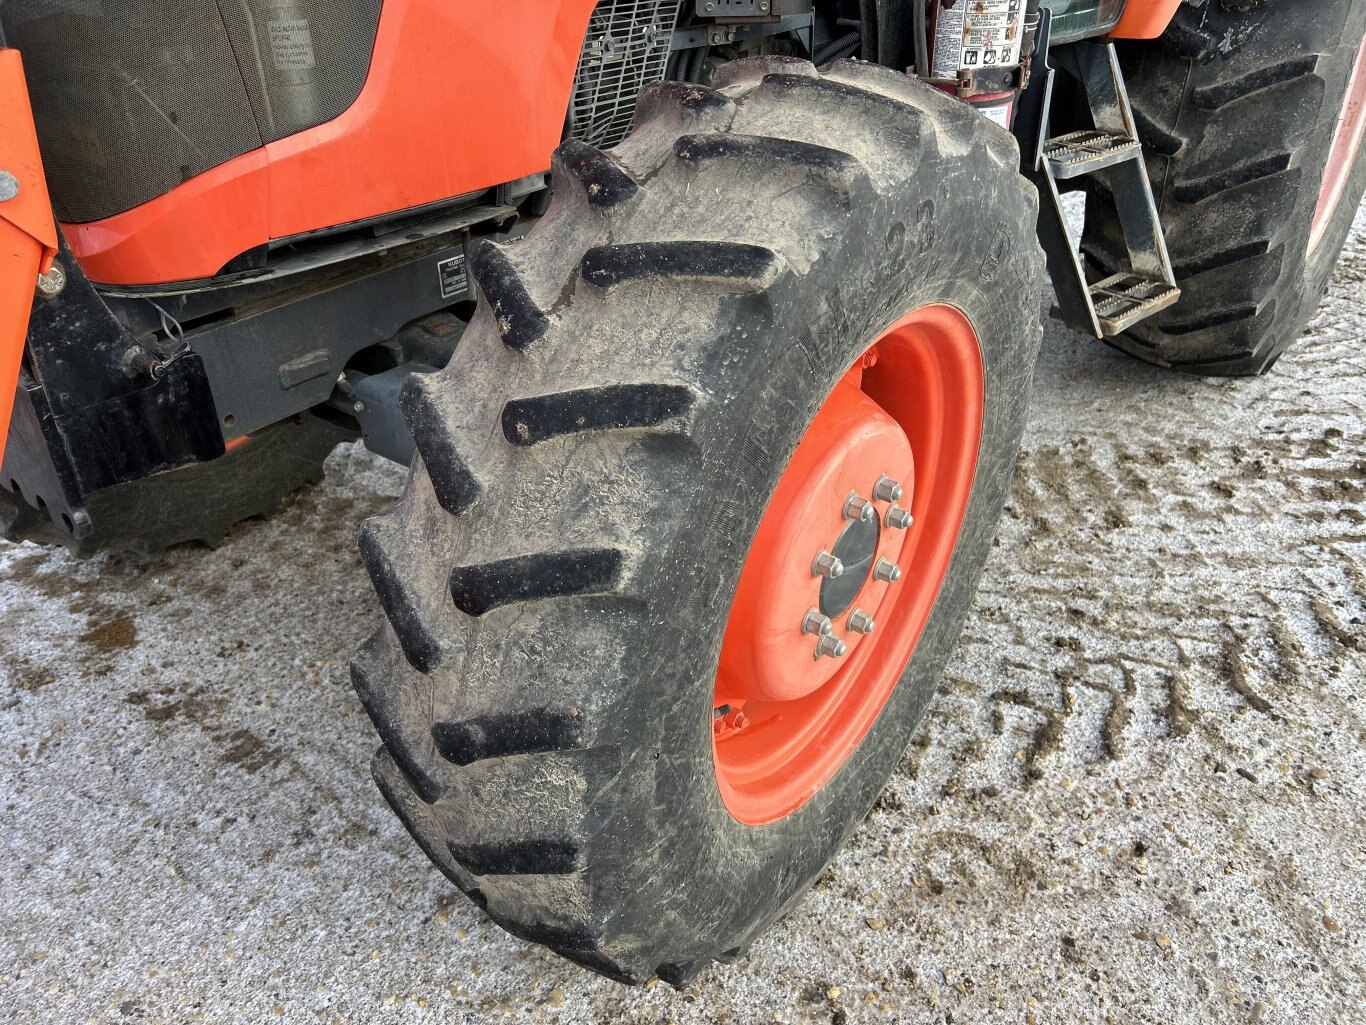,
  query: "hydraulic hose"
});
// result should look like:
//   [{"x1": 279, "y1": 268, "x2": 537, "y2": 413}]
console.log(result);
[
  {"x1": 813, "y1": 30, "x2": 860, "y2": 65},
  {"x1": 913, "y1": 0, "x2": 929, "y2": 78}
]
